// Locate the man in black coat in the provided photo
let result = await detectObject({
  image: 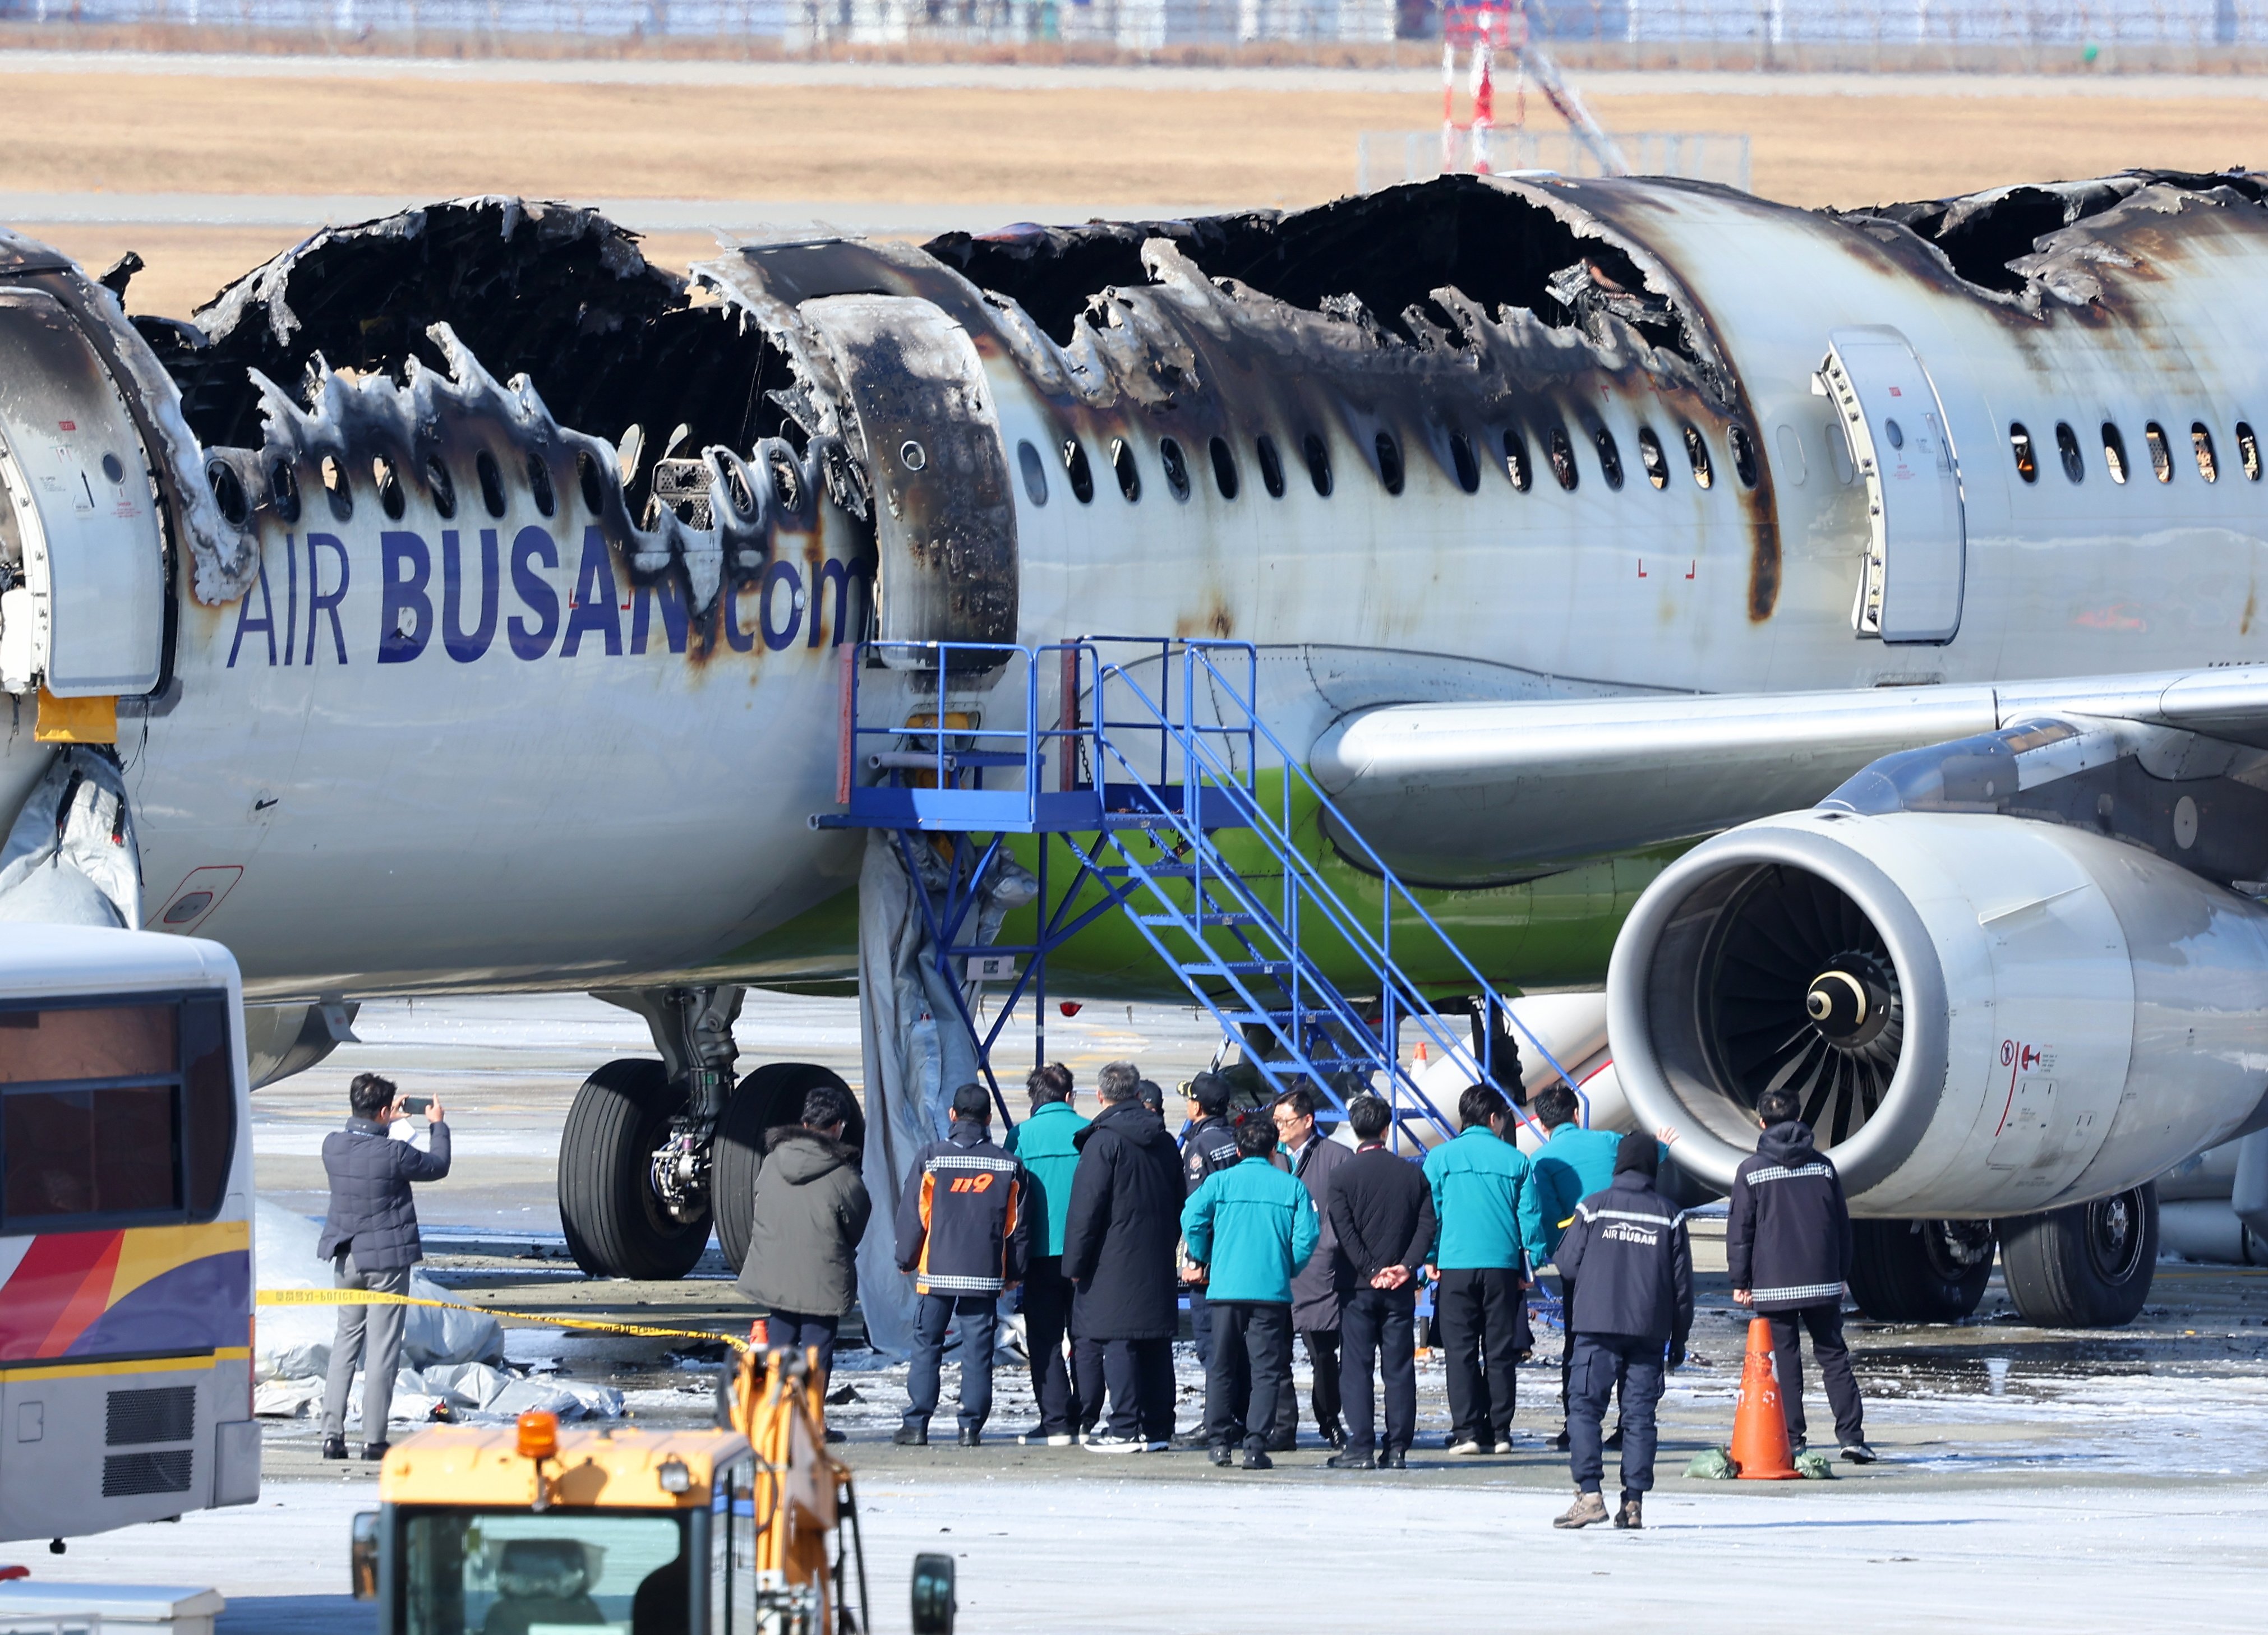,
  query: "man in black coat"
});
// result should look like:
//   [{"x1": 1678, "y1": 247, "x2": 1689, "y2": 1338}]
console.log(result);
[
  {"x1": 1728, "y1": 1087, "x2": 1874, "y2": 1463},
  {"x1": 1323, "y1": 1095, "x2": 1435, "y2": 1470},
  {"x1": 1062, "y1": 1066, "x2": 1185, "y2": 1453},
  {"x1": 1551, "y1": 1131, "x2": 1691, "y2": 1531}
]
